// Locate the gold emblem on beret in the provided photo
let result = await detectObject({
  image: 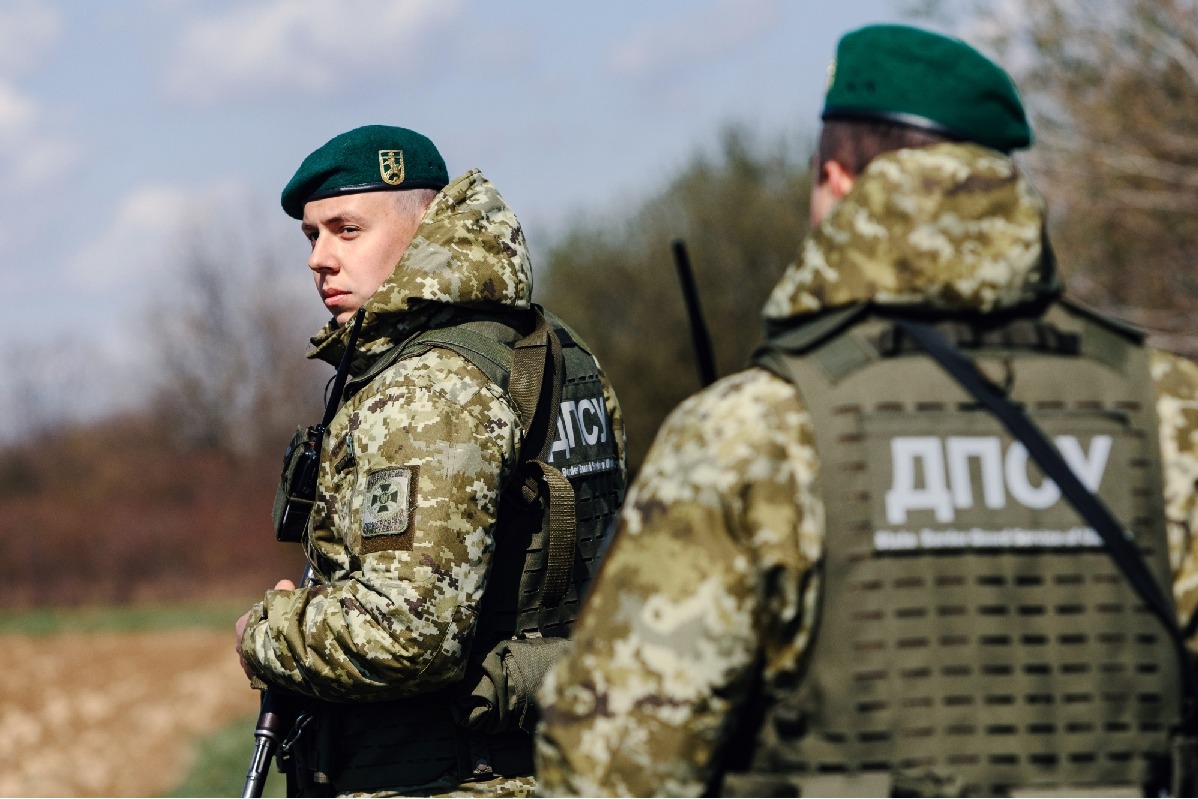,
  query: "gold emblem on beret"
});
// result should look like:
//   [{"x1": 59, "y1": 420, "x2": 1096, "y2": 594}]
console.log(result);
[
  {"x1": 825, "y1": 58, "x2": 837, "y2": 91},
  {"x1": 378, "y1": 149, "x2": 405, "y2": 186}
]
